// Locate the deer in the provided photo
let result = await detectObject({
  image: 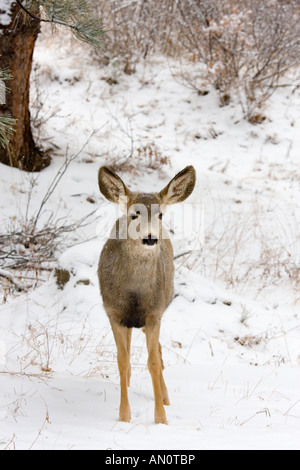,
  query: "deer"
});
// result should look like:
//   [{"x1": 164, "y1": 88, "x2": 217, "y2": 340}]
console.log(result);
[{"x1": 98, "y1": 165, "x2": 196, "y2": 424}]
